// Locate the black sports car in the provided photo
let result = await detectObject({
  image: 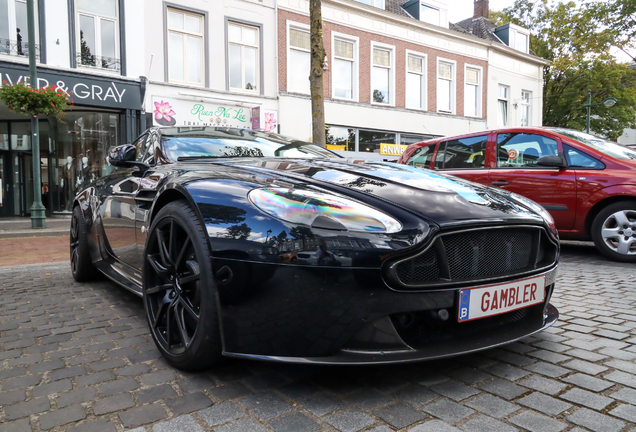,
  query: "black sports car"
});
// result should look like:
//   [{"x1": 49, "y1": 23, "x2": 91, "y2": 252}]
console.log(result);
[{"x1": 70, "y1": 126, "x2": 559, "y2": 370}]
